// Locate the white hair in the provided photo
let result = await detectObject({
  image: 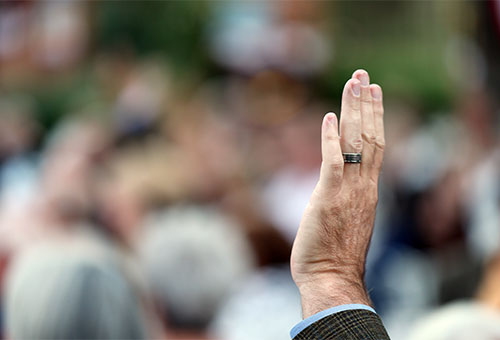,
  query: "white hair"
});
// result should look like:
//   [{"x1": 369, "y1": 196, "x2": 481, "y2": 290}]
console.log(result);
[
  {"x1": 139, "y1": 205, "x2": 254, "y2": 330},
  {"x1": 4, "y1": 237, "x2": 148, "y2": 339}
]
